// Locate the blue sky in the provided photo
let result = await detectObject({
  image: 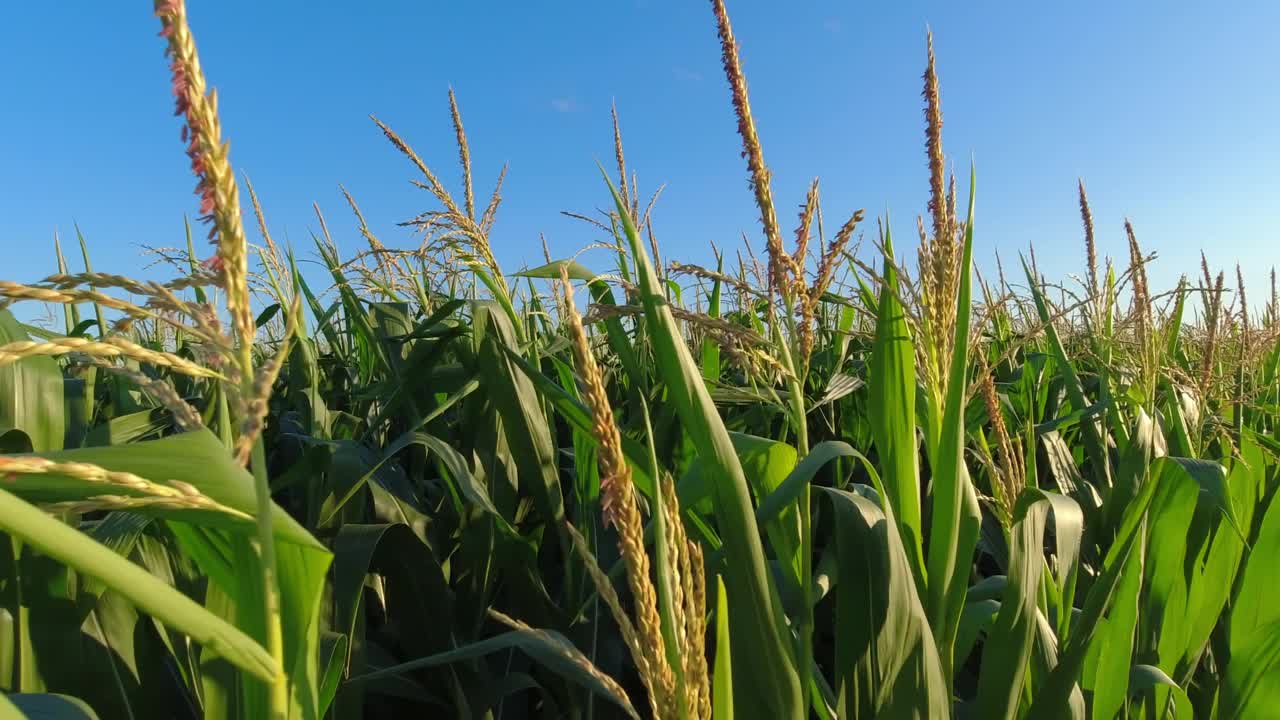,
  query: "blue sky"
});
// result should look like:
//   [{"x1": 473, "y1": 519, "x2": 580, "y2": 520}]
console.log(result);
[{"x1": 2, "y1": 2, "x2": 1278, "y2": 312}]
